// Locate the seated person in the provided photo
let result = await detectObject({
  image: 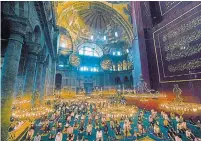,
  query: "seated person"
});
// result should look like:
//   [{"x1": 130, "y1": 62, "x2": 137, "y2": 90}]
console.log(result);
[
  {"x1": 153, "y1": 123, "x2": 163, "y2": 138},
  {"x1": 168, "y1": 127, "x2": 176, "y2": 140},
  {"x1": 44, "y1": 123, "x2": 50, "y2": 133},
  {"x1": 86, "y1": 124, "x2": 92, "y2": 136},
  {"x1": 26, "y1": 129, "x2": 34, "y2": 141},
  {"x1": 177, "y1": 122, "x2": 184, "y2": 134},
  {"x1": 96, "y1": 129, "x2": 103, "y2": 141},
  {"x1": 33, "y1": 133, "x2": 41, "y2": 141},
  {"x1": 104, "y1": 124, "x2": 109, "y2": 134},
  {"x1": 57, "y1": 122, "x2": 62, "y2": 132},
  {"x1": 149, "y1": 115, "x2": 154, "y2": 127},
  {"x1": 77, "y1": 127, "x2": 85, "y2": 141},
  {"x1": 49, "y1": 126, "x2": 56, "y2": 139},
  {"x1": 67, "y1": 125, "x2": 73, "y2": 135},
  {"x1": 74, "y1": 121, "x2": 78, "y2": 128},
  {"x1": 110, "y1": 120, "x2": 114, "y2": 129},
  {"x1": 138, "y1": 122, "x2": 146, "y2": 135},
  {"x1": 67, "y1": 133, "x2": 74, "y2": 141},
  {"x1": 115, "y1": 123, "x2": 121, "y2": 135},
  {"x1": 30, "y1": 123, "x2": 35, "y2": 130},
  {"x1": 175, "y1": 134, "x2": 182, "y2": 141},
  {"x1": 55, "y1": 132, "x2": 63, "y2": 141},
  {"x1": 186, "y1": 129, "x2": 195, "y2": 140},
  {"x1": 163, "y1": 119, "x2": 169, "y2": 128},
  {"x1": 95, "y1": 120, "x2": 99, "y2": 129},
  {"x1": 181, "y1": 120, "x2": 187, "y2": 131}
]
